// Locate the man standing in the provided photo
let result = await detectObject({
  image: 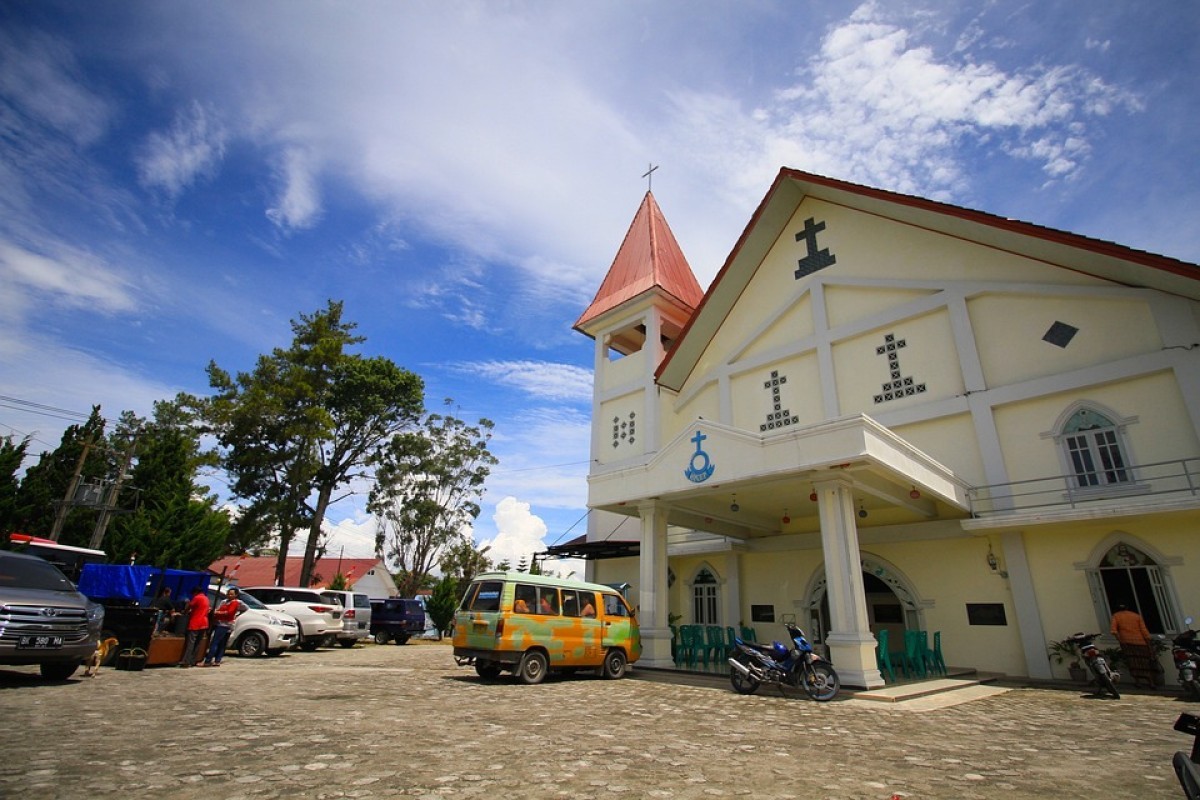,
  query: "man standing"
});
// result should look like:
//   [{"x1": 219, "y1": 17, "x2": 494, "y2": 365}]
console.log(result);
[
  {"x1": 178, "y1": 587, "x2": 211, "y2": 668},
  {"x1": 1111, "y1": 604, "x2": 1159, "y2": 689},
  {"x1": 201, "y1": 588, "x2": 245, "y2": 667}
]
